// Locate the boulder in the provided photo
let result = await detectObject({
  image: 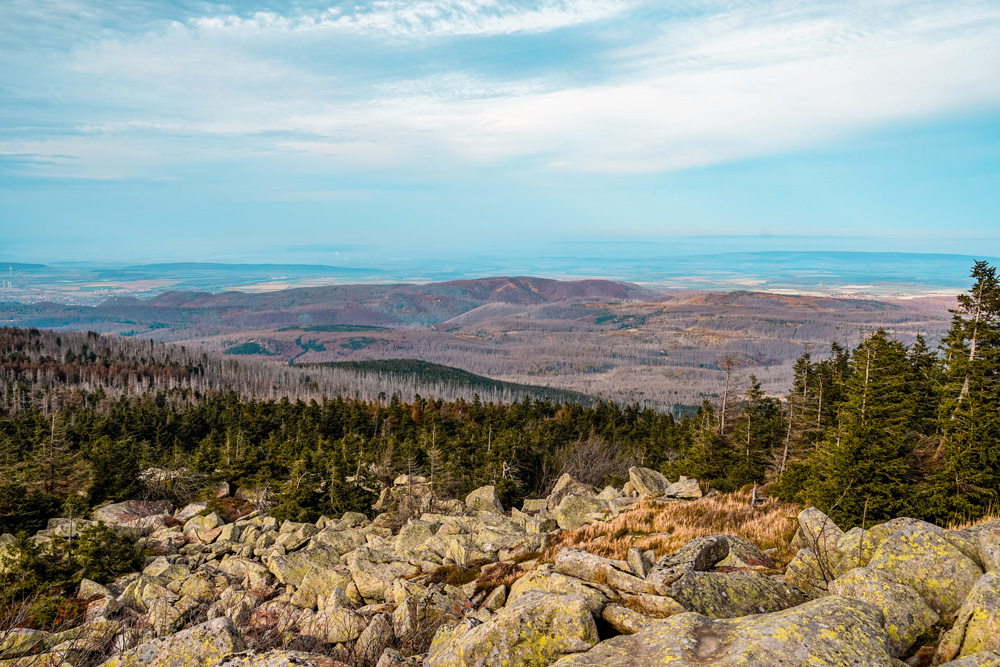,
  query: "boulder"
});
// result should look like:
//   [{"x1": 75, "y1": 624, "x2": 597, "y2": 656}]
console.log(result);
[
  {"x1": 868, "y1": 522, "x2": 983, "y2": 620},
  {"x1": 715, "y1": 536, "x2": 775, "y2": 570},
  {"x1": 212, "y1": 651, "x2": 349, "y2": 667},
  {"x1": 937, "y1": 654, "x2": 1000, "y2": 666},
  {"x1": 936, "y1": 572, "x2": 1000, "y2": 663},
  {"x1": 92, "y1": 500, "x2": 173, "y2": 526},
  {"x1": 979, "y1": 526, "x2": 1000, "y2": 573},
  {"x1": 828, "y1": 567, "x2": 938, "y2": 658},
  {"x1": 392, "y1": 585, "x2": 468, "y2": 651},
  {"x1": 669, "y1": 570, "x2": 808, "y2": 618},
  {"x1": 785, "y1": 548, "x2": 833, "y2": 597},
  {"x1": 266, "y1": 547, "x2": 341, "y2": 588},
  {"x1": 521, "y1": 499, "x2": 548, "y2": 513},
  {"x1": 551, "y1": 596, "x2": 900, "y2": 667},
  {"x1": 555, "y1": 548, "x2": 665, "y2": 595},
  {"x1": 425, "y1": 591, "x2": 599, "y2": 667},
  {"x1": 553, "y1": 495, "x2": 606, "y2": 531},
  {"x1": 627, "y1": 467, "x2": 671, "y2": 497},
  {"x1": 465, "y1": 486, "x2": 504, "y2": 514},
  {"x1": 356, "y1": 613, "x2": 394, "y2": 667},
  {"x1": 664, "y1": 476, "x2": 702, "y2": 500},
  {"x1": 647, "y1": 535, "x2": 729, "y2": 587},
  {"x1": 627, "y1": 547, "x2": 653, "y2": 578},
  {"x1": 791, "y1": 507, "x2": 844, "y2": 559},
  {"x1": 217, "y1": 557, "x2": 274, "y2": 591},
  {"x1": 482, "y1": 585, "x2": 507, "y2": 611},
  {"x1": 508, "y1": 569, "x2": 610, "y2": 615},
  {"x1": 547, "y1": 474, "x2": 596, "y2": 511},
  {"x1": 0, "y1": 629, "x2": 49, "y2": 659},
  {"x1": 99, "y1": 617, "x2": 245, "y2": 667},
  {"x1": 602, "y1": 604, "x2": 654, "y2": 635},
  {"x1": 347, "y1": 552, "x2": 420, "y2": 602},
  {"x1": 616, "y1": 592, "x2": 685, "y2": 618},
  {"x1": 299, "y1": 608, "x2": 365, "y2": 644}
]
